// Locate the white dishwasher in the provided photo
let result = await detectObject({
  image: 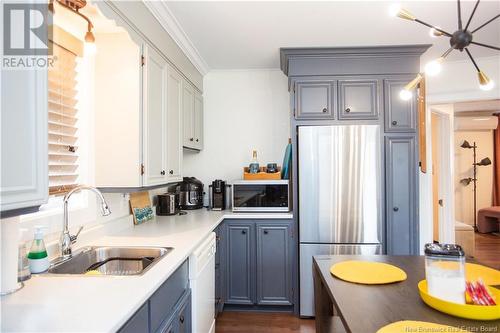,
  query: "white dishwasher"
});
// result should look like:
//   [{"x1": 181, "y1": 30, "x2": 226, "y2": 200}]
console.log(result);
[{"x1": 189, "y1": 232, "x2": 216, "y2": 333}]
